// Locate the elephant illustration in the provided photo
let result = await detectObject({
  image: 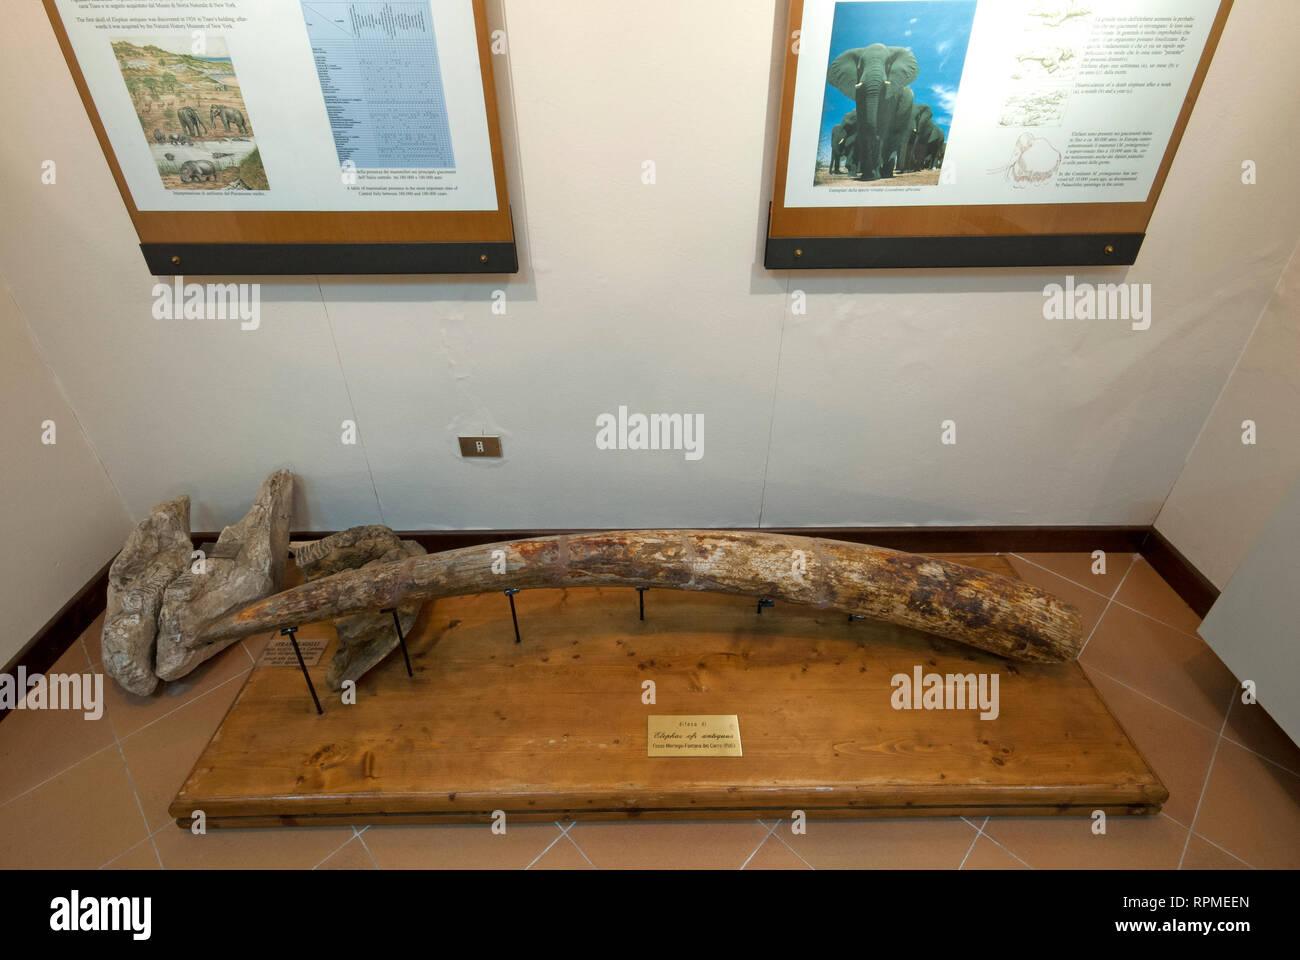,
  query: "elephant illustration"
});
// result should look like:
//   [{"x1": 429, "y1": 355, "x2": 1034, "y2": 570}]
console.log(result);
[
  {"x1": 177, "y1": 106, "x2": 207, "y2": 139},
  {"x1": 827, "y1": 43, "x2": 920, "y2": 182},
  {"x1": 1016, "y1": 47, "x2": 1076, "y2": 75},
  {"x1": 178, "y1": 159, "x2": 217, "y2": 183},
  {"x1": 829, "y1": 111, "x2": 859, "y2": 175},
  {"x1": 210, "y1": 104, "x2": 248, "y2": 134},
  {"x1": 991, "y1": 132, "x2": 1061, "y2": 186}
]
